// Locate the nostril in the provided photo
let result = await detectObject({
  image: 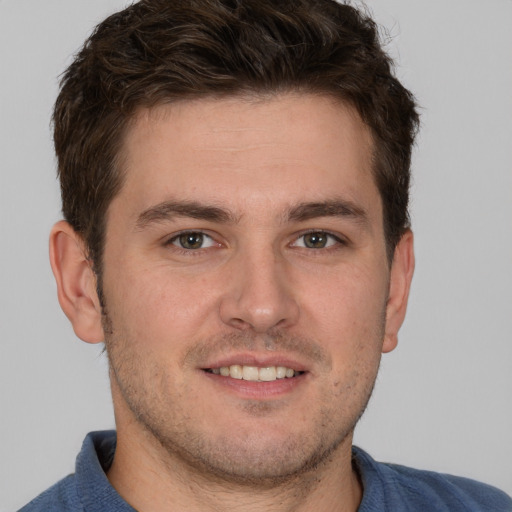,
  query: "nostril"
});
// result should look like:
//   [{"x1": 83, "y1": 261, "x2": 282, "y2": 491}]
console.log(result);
[{"x1": 229, "y1": 318, "x2": 253, "y2": 330}]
